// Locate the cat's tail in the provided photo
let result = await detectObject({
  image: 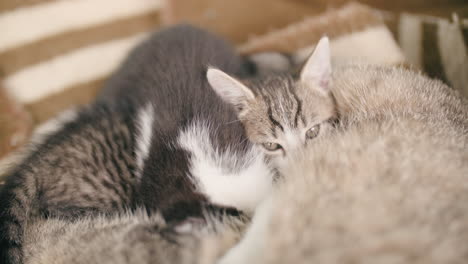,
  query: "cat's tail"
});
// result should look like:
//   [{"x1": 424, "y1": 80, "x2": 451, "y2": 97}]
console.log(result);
[{"x1": 0, "y1": 169, "x2": 39, "y2": 264}]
